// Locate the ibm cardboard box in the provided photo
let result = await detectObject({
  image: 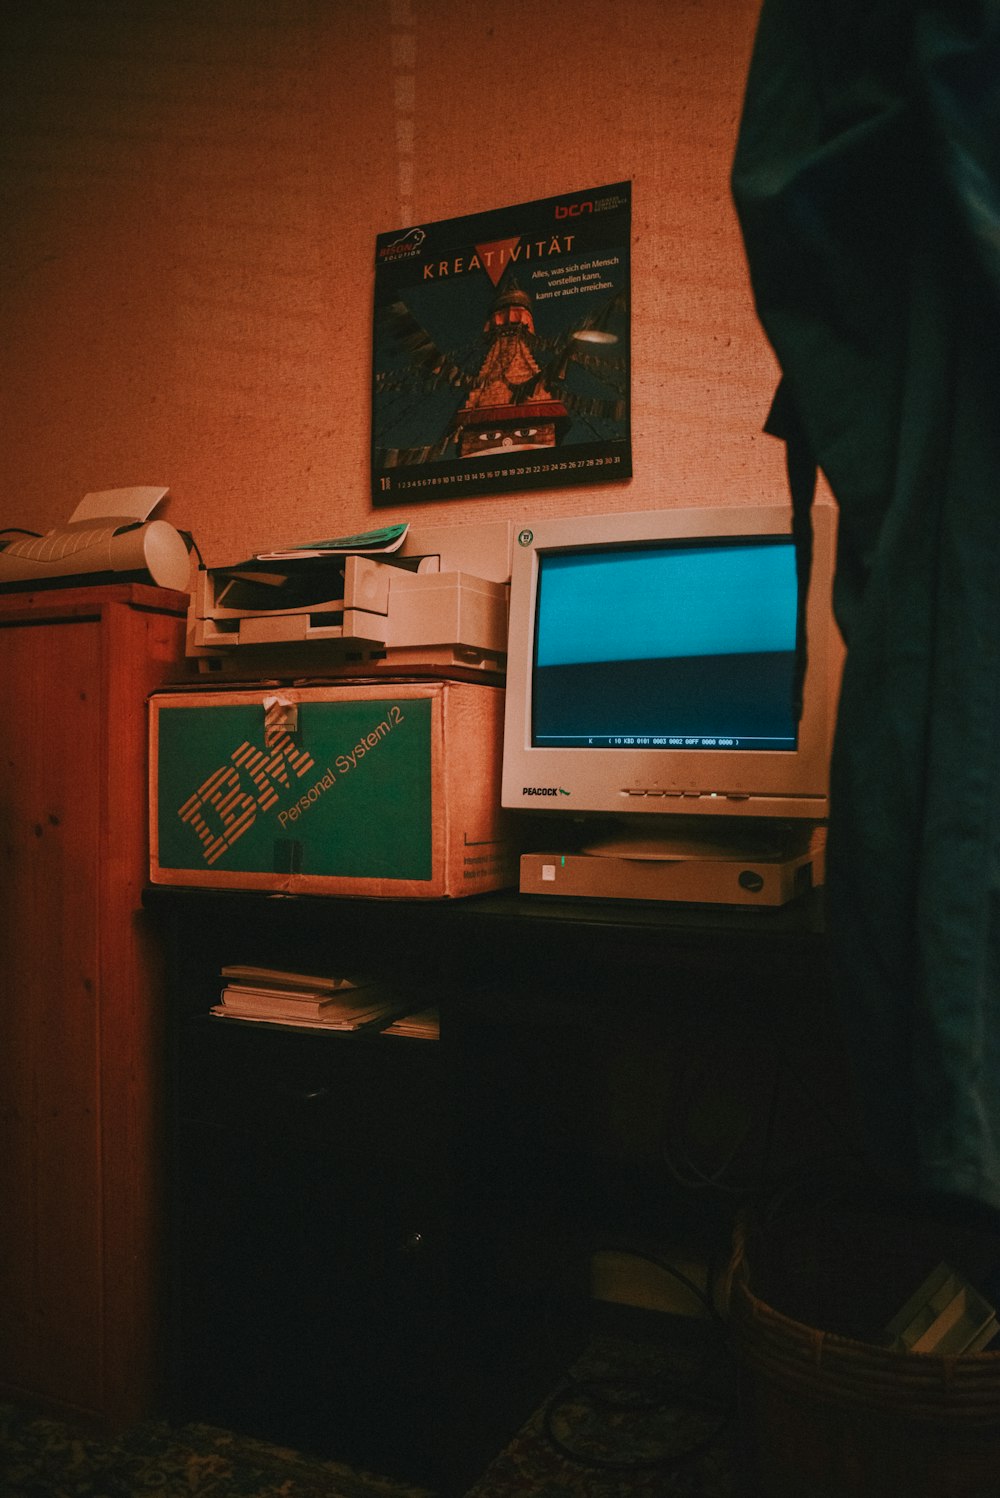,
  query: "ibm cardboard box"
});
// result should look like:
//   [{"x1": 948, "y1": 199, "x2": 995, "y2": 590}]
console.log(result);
[{"x1": 149, "y1": 681, "x2": 516, "y2": 898}]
